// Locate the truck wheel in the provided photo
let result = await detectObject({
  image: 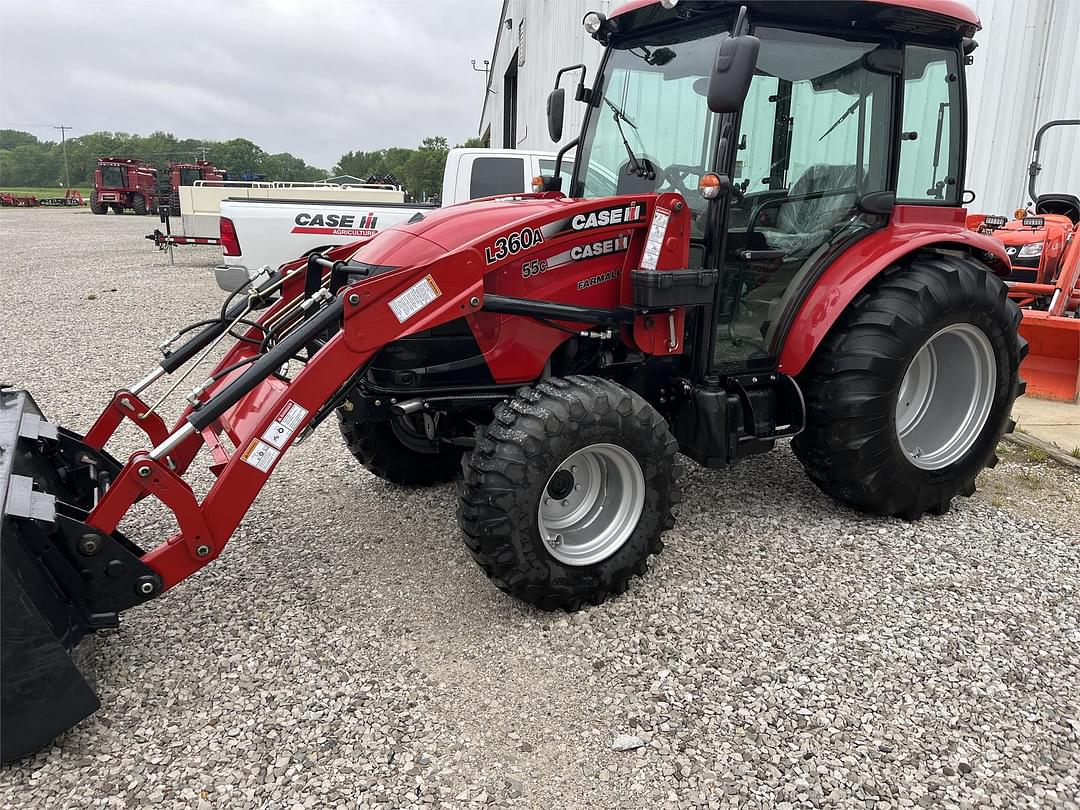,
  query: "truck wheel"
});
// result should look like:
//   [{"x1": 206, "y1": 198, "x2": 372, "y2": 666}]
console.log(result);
[
  {"x1": 131, "y1": 194, "x2": 147, "y2": 215},
  {"x1": 337, "y1": 411, "x2": 462, "y2": 486},
  {"x1": 793, "y1": 254, "x2": 1025, "y2": 519},
  {"x1": 89, "y1": 195, "x2": 107, "y2": 215},
  {"x1": 459, "y1": 376, "x2": 679, "y2": 611}
]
